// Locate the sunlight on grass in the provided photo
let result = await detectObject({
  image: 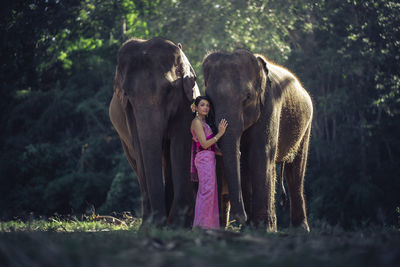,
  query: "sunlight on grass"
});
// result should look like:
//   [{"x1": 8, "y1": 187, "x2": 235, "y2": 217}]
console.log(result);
[{"x1": 0, "y1": 216, "x2": 142, "y2": 233}]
